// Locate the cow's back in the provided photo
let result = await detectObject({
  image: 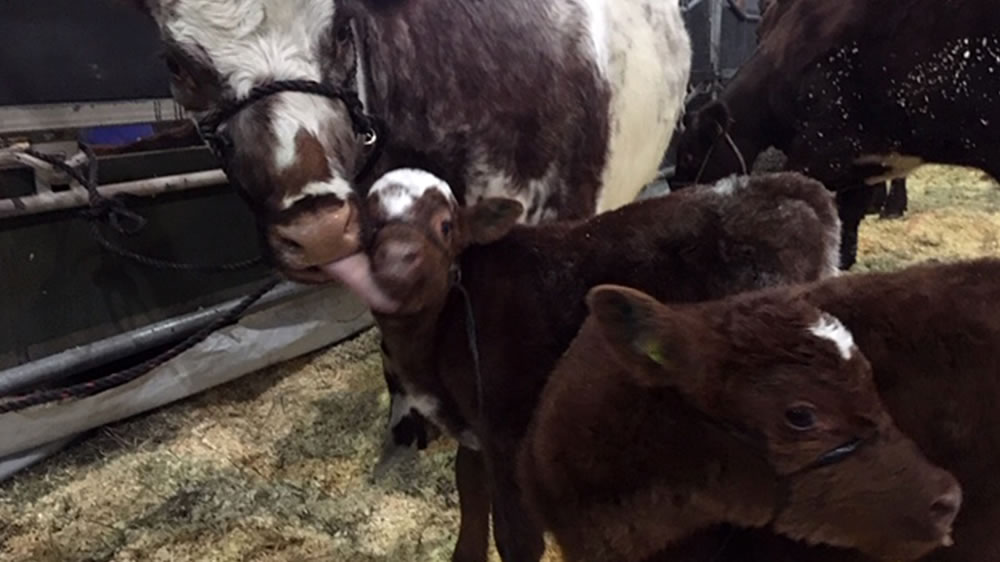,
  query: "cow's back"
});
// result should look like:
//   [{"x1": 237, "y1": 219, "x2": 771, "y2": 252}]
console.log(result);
[{"x1": 360, "y1": 0, "x2": 690, "y2": 226}]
